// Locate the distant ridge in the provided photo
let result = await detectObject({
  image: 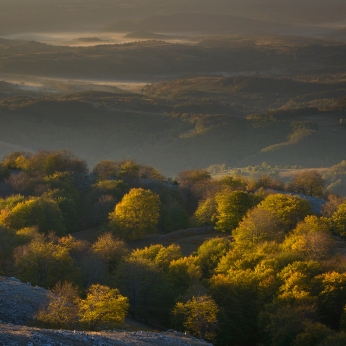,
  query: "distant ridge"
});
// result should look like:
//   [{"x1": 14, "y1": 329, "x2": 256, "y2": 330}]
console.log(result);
[
  {"x1": 103, "y1": 12, "x2": 294, "y2": 35},
  {"x1": 124, "y1": 31, "x2": 174, "y2": 40}
]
